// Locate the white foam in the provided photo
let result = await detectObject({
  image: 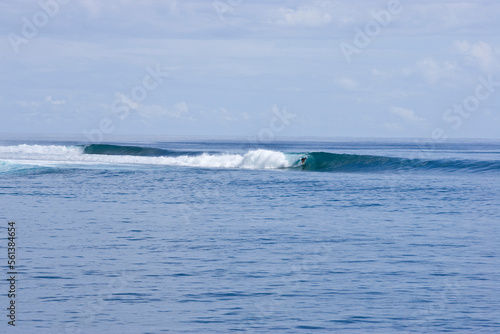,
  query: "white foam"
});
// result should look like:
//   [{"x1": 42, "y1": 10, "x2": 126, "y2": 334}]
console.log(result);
[
  {"x1": 0, "y1": 145, "x2": 292, "y2": 170},
  {"x1": 0, "y1": 144, "x2": 83, "y2": 160},
  {"x1": 239, "y1": 149, "x2": 290, "y2": 169}
]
